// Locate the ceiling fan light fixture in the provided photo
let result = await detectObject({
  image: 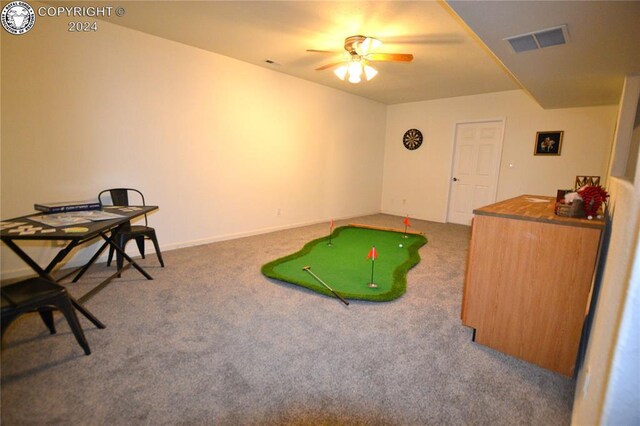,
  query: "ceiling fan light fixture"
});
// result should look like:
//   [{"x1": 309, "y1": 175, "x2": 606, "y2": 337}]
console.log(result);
[
  {"x1": 363, "y1": 64, "x2": 378, "y2": 81},
  {"x1": 359, "y1": 37, "x2": 382, "y2": 55},
  {"x1": 315, "y1": 34, "x2": 411, "y2": 83},
  {"x1": 347, "y1": 61, "x2": 363, "y2": 84},
  {"x1": 348, "y1": 74, "x2": 361, "y2": 84},
  {"x1": 334, "y1": 64, "x2": 348, "y2": 80}
]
